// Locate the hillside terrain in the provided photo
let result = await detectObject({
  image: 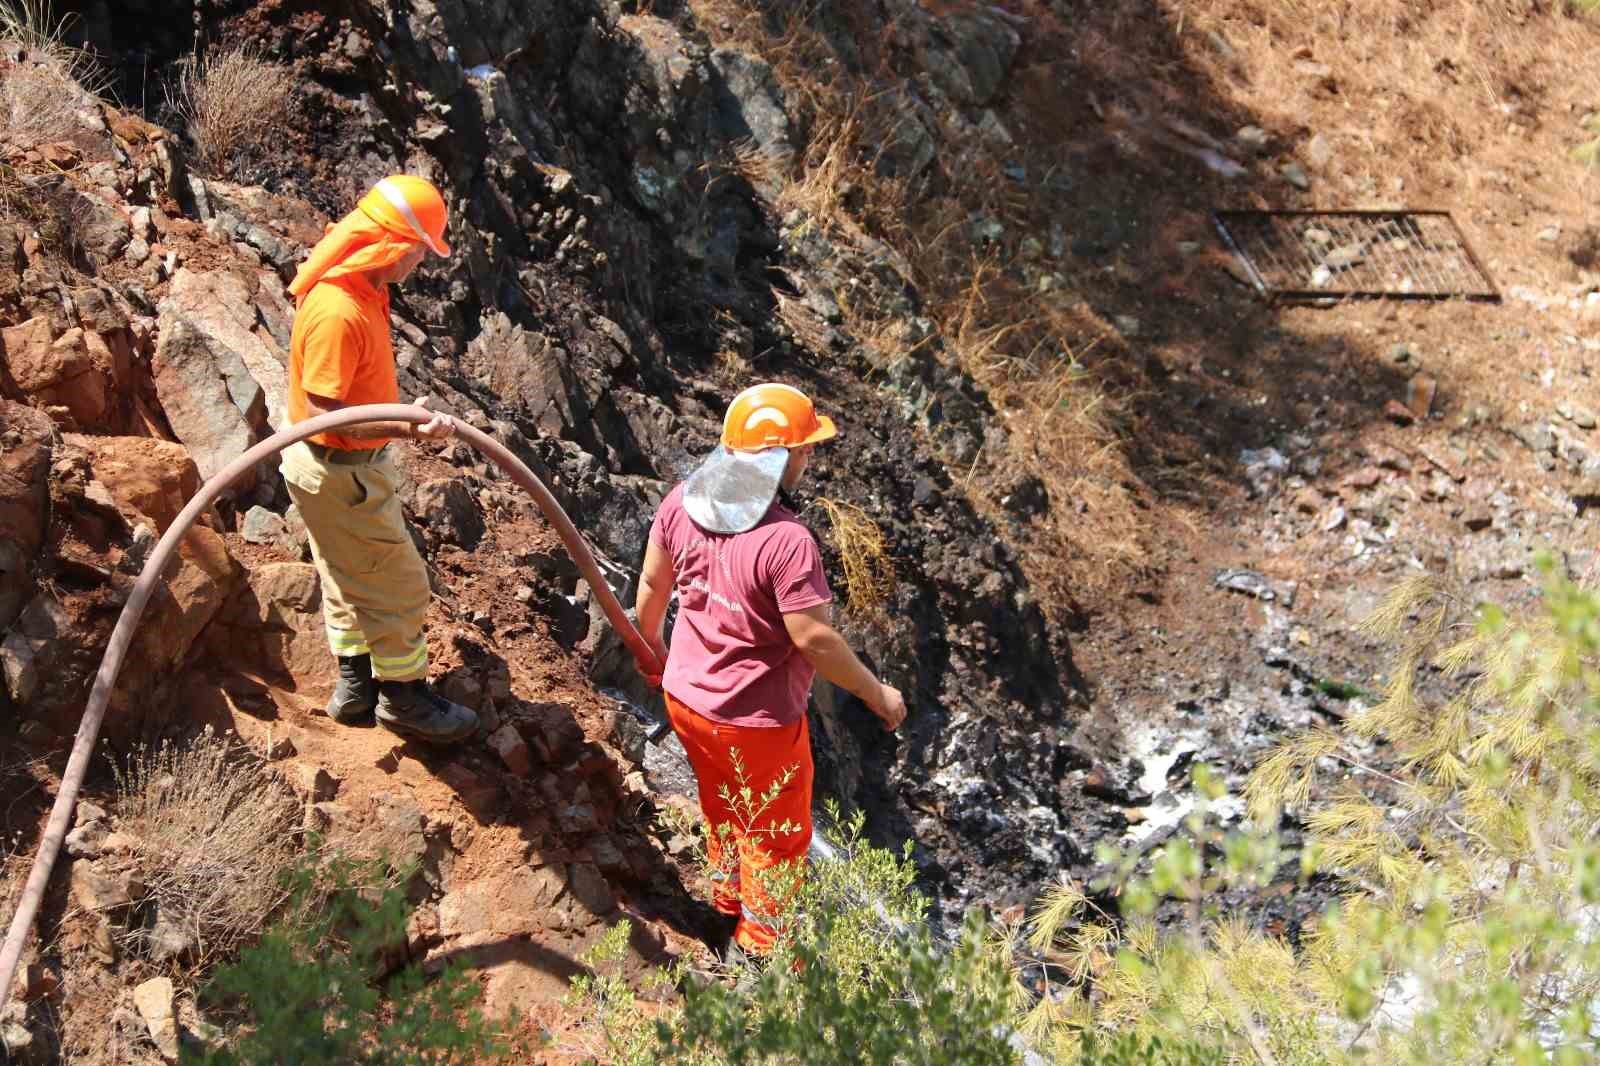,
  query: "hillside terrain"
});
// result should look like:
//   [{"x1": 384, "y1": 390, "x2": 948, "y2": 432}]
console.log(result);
[{"x1": 0, "y1": 0, "x2": 1597, "y2": 1059}]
